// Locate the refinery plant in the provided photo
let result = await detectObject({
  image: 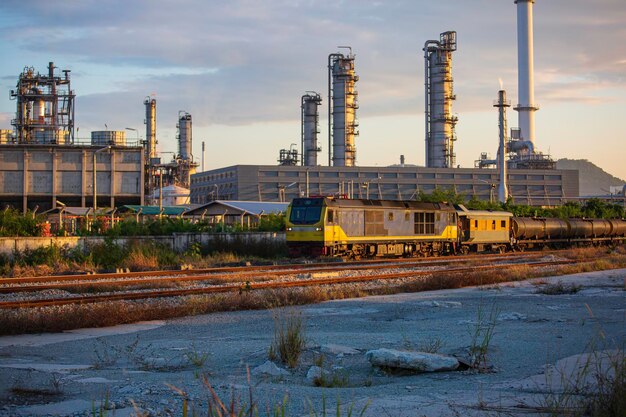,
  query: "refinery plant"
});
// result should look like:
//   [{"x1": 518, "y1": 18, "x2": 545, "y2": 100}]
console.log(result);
[{"x1": 1, "y1": 0, "x2": 580, "y2": 211}]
